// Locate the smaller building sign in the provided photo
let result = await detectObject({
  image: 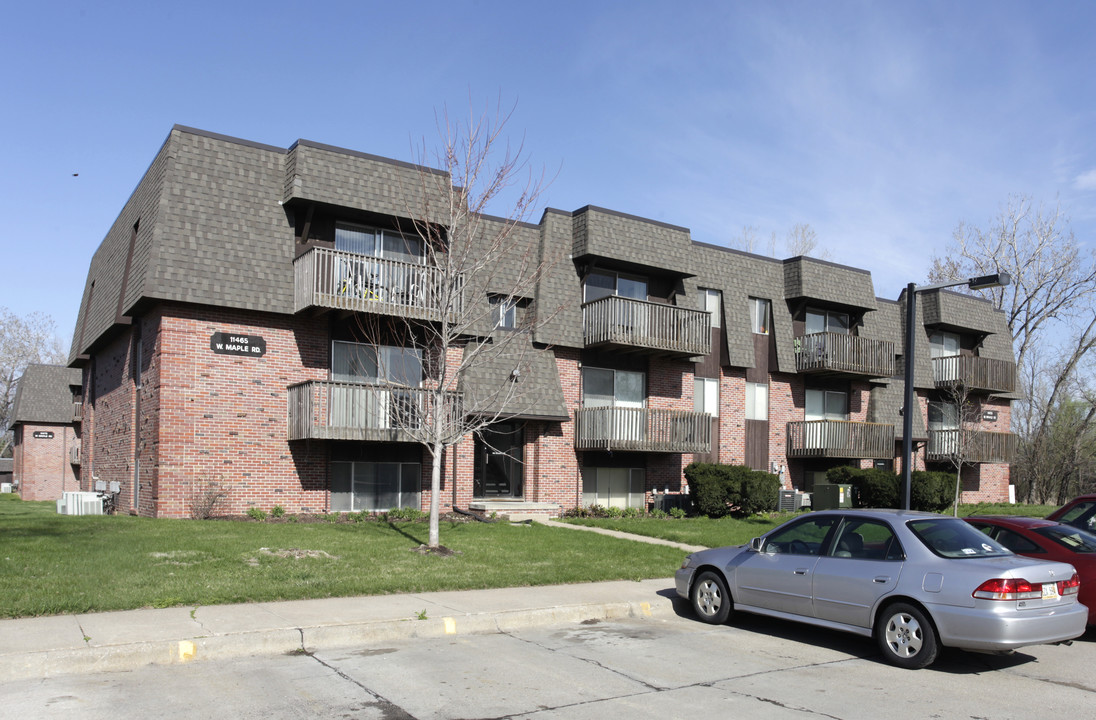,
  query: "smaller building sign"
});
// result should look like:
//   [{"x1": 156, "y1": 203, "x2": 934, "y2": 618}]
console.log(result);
[
  {"x1": 210, "y1": 333, "x2": 267, "y2": 358},
  {"x1": 32, "y1": 431, "x2": 55, "y2": 439},
  {"x1": 982, "y1": 410, "x2": 998, "y2": 422}
]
